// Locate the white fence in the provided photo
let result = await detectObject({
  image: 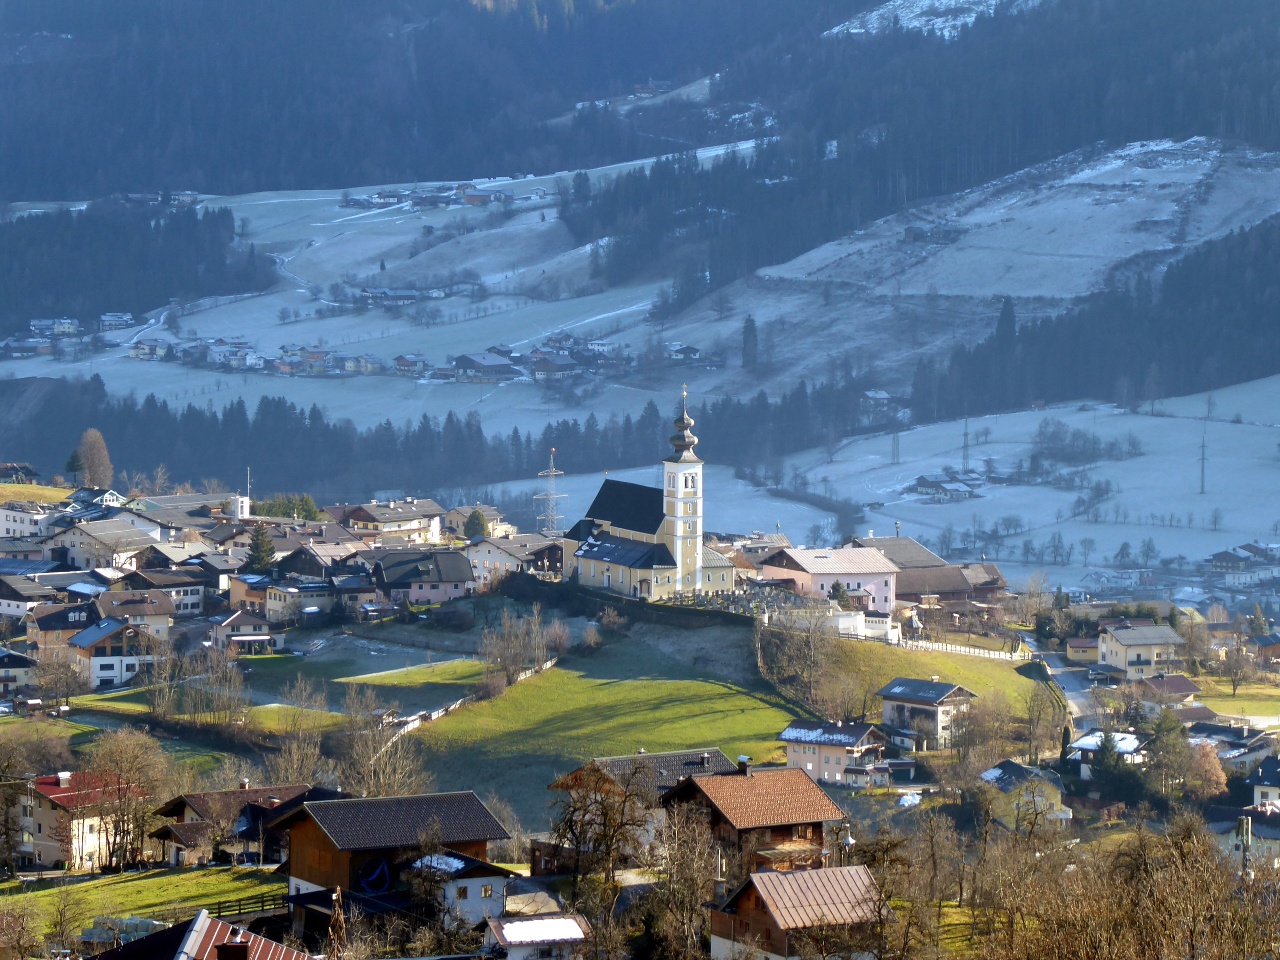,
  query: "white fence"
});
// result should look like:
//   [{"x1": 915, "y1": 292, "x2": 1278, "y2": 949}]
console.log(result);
[{"x1": 896, "y1": 637, "x2": 1030, "y2": 661}]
